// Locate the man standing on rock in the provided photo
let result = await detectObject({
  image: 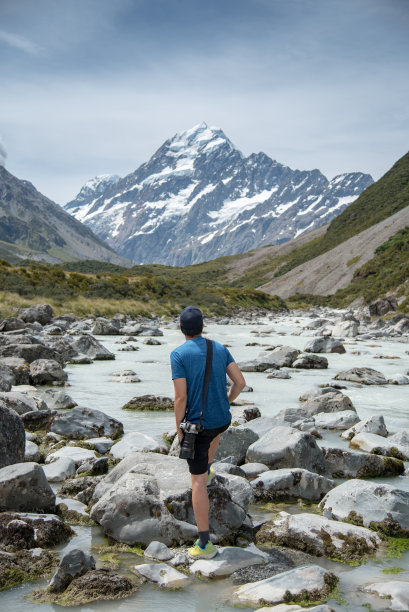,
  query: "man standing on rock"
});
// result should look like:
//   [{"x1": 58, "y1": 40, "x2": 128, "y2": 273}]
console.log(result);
[{"x1": 171, "y1": 306, "x2": 246, "y2": 558}]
